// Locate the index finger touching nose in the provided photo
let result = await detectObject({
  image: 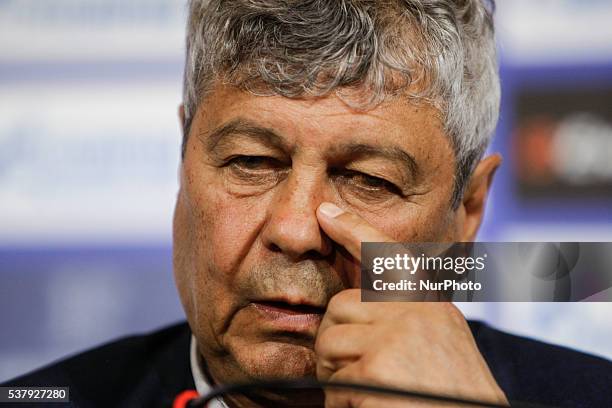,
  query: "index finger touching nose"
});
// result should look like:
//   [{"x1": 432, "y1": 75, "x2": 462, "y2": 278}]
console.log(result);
[{"x1": 316, "y1": 202, "x2": 393, "y2": 262}]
